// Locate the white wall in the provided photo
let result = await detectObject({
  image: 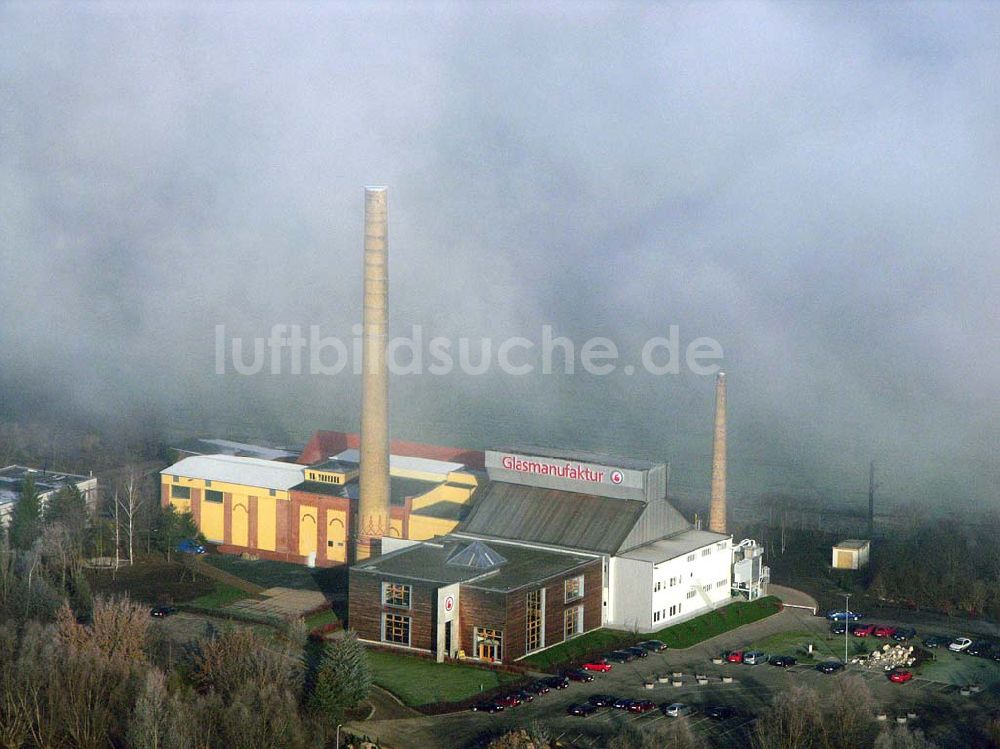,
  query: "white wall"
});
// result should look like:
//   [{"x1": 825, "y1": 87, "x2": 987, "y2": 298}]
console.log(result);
[
  {"x1": 607, "y1": 555, "x2": 652, "y2": 631},
  {"x1": 648, "y1": 538, "x2": 733, "y2": 630}
]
